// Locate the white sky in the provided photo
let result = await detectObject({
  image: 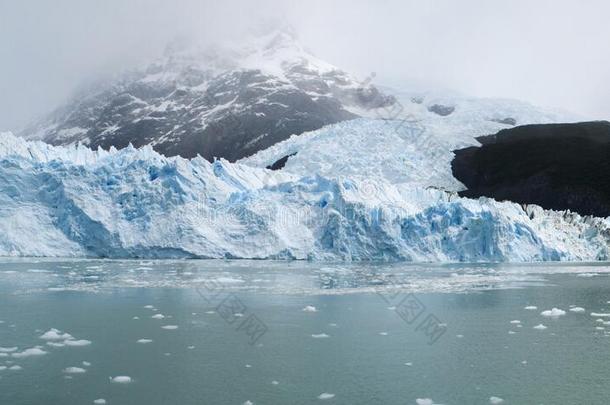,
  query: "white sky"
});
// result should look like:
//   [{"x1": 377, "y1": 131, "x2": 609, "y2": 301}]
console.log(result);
[{"x1": 1, "y1": 0, "x2": 609, "y2": 131}]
